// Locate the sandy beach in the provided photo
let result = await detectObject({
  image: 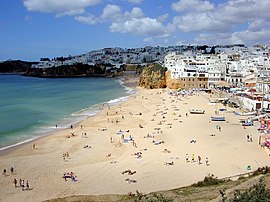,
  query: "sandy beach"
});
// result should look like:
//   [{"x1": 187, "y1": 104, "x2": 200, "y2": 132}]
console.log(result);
[{"x1": 1, "y1": 87, "x2": 270, "y2": 202}]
